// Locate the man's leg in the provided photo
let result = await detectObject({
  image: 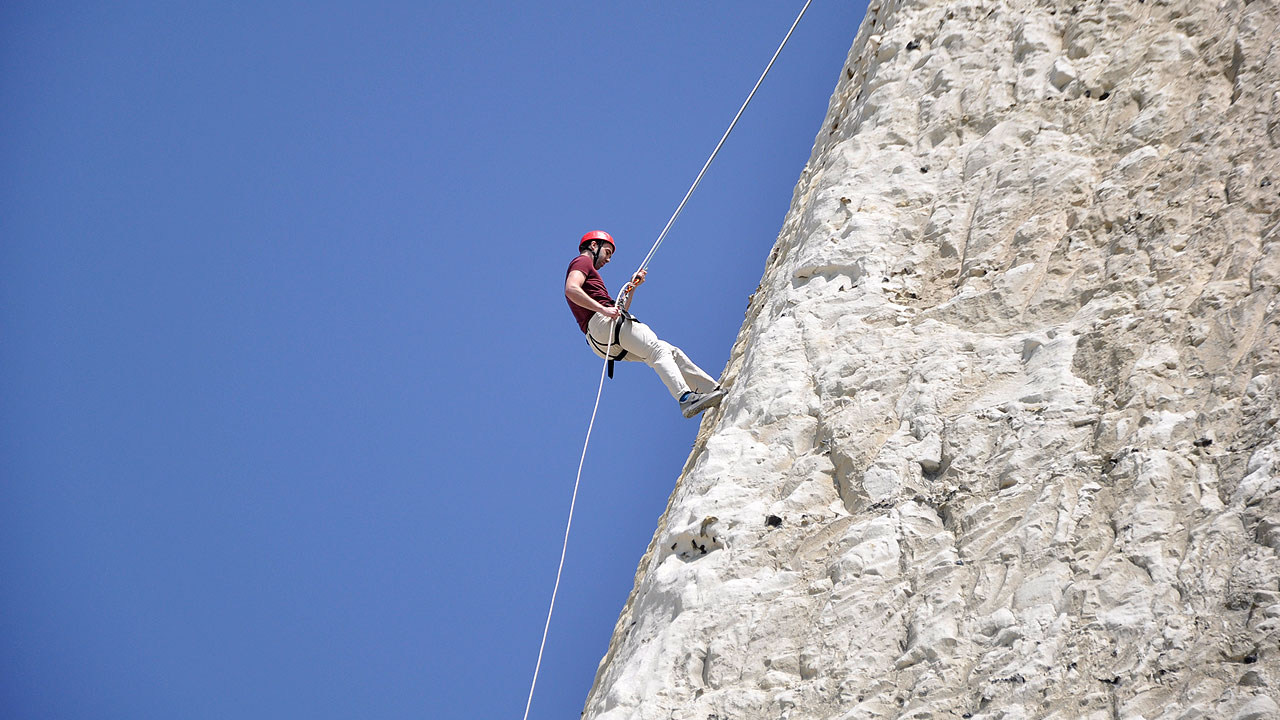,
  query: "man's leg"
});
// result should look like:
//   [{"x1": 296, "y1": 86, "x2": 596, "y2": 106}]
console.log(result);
[
  {"x1": 668, "y1": 345, "x2": 719, "y2": 394},
  {"x1": 587, "y1": 314, "x2": 689, "y2": 399}
]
